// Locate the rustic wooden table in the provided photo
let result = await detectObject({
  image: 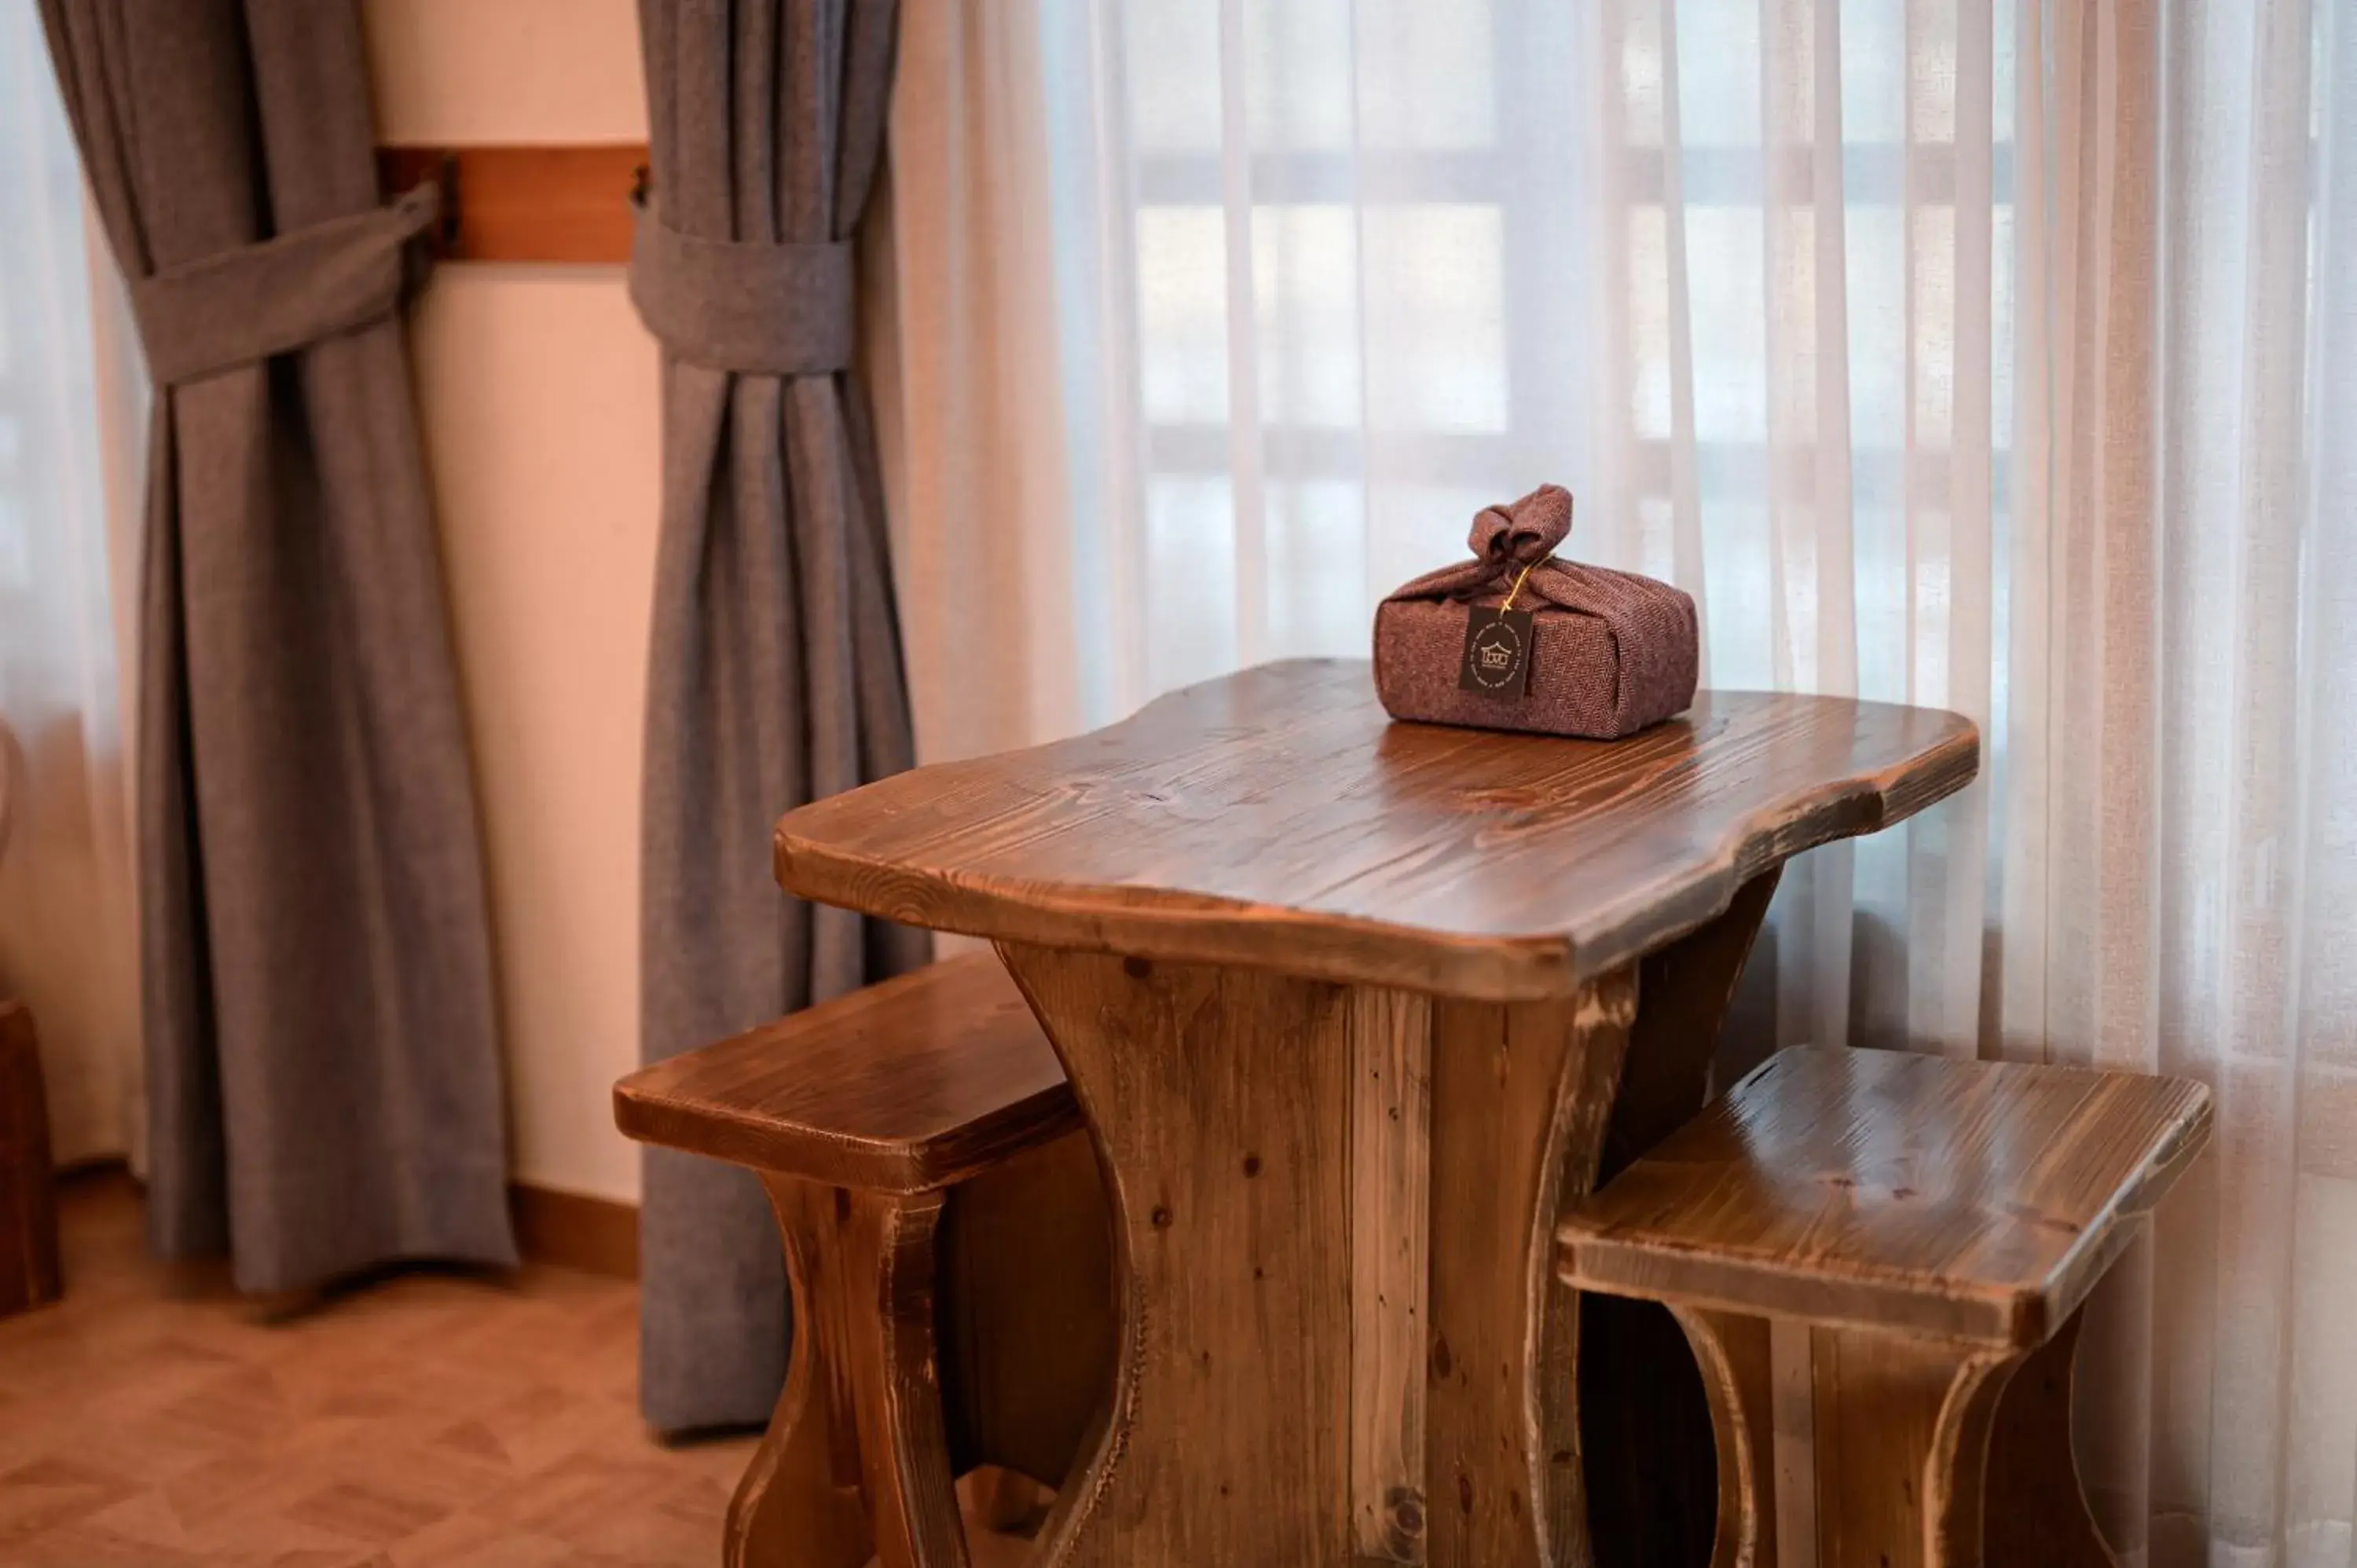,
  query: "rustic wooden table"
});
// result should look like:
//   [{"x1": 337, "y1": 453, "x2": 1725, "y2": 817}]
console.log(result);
[{"x1": 771, "y1": 658, "x2": 1977, "y2": 1568}]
